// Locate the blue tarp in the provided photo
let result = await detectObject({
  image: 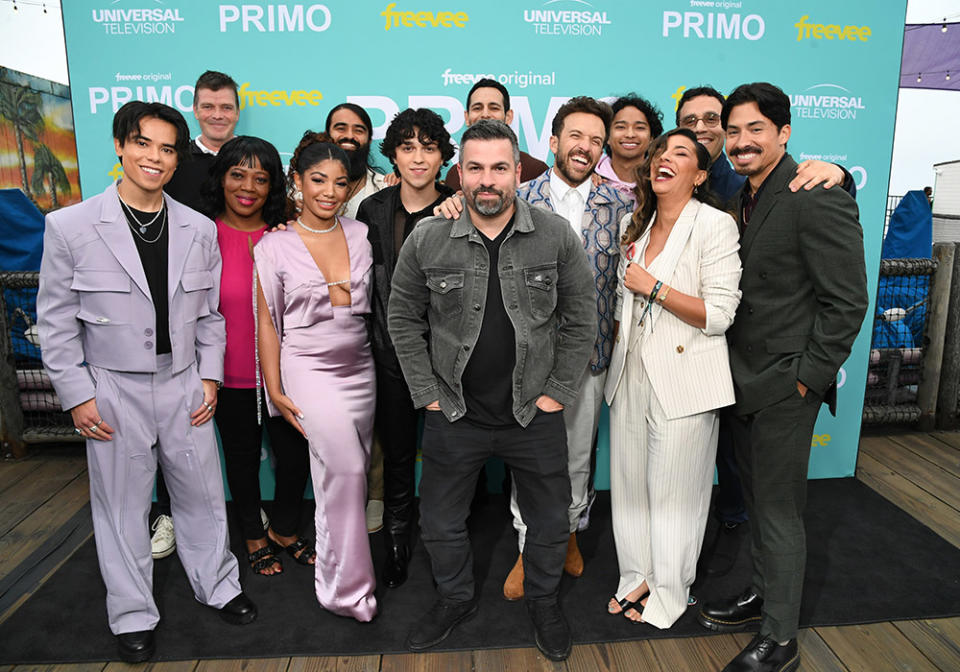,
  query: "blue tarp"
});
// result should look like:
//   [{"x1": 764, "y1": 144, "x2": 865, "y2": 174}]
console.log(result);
[
  {"x1": 0, "y1": 189, "x2": 44, "y2": 271},
  {"x1": 873, "y1": 191, "x2": 933, "y2": 349},
  {"x1": 0, "y1": 189, "x2": 45, "y2": 362},
  {"x1": 881, "y1": 190, "x2": 932, "y2": 259}
]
